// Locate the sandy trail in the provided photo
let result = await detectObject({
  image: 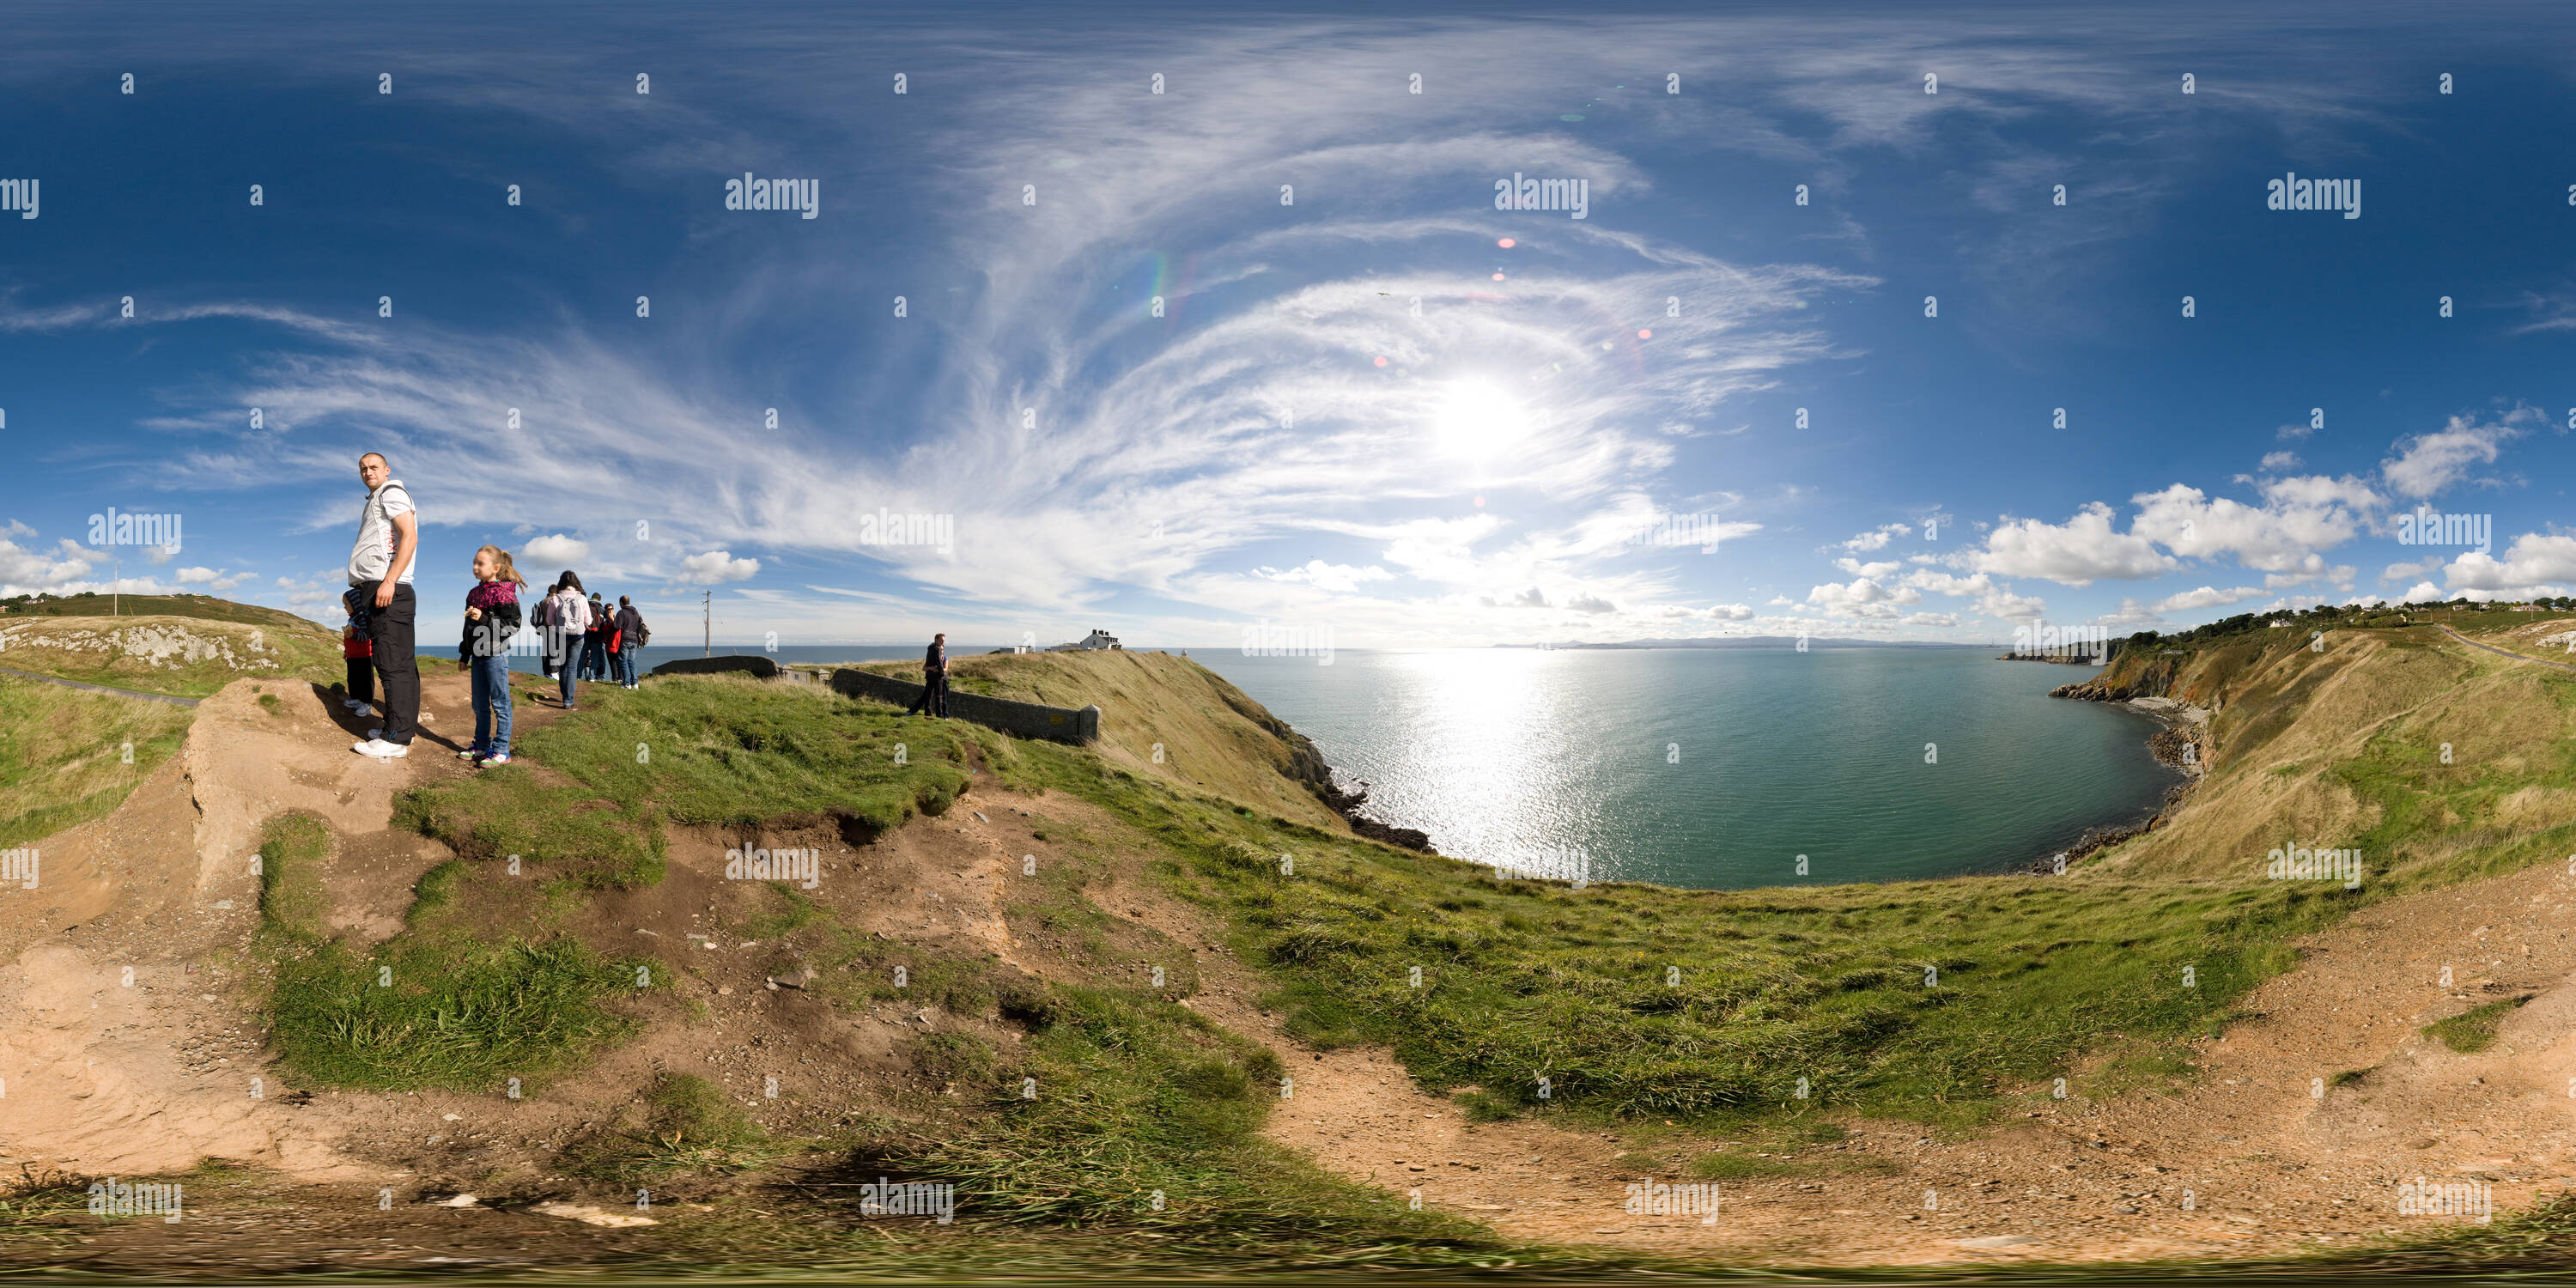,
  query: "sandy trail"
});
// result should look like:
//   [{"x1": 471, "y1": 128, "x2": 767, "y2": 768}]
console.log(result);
[{"x1": 0, "y1": 671, "x2": 539, "y2": 1182}]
